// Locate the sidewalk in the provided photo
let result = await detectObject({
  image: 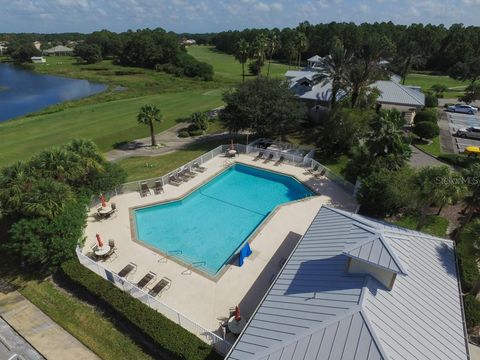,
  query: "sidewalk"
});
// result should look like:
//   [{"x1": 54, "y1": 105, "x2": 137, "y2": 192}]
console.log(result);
[
  {"x1": 0, "y1": 290, "x2": 100, "y2": 360},
  {"x1": 105, "y1": 123, "x2": 232, "y2": 162}
]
